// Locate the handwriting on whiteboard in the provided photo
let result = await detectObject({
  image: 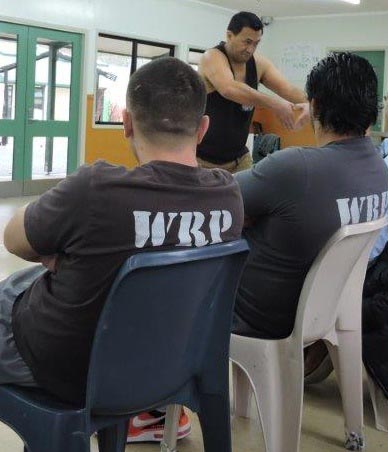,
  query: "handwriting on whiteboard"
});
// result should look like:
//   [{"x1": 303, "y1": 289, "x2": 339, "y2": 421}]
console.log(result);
[{"x1": 281, "y1": 44, "x2": 322, "y2": 81}]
